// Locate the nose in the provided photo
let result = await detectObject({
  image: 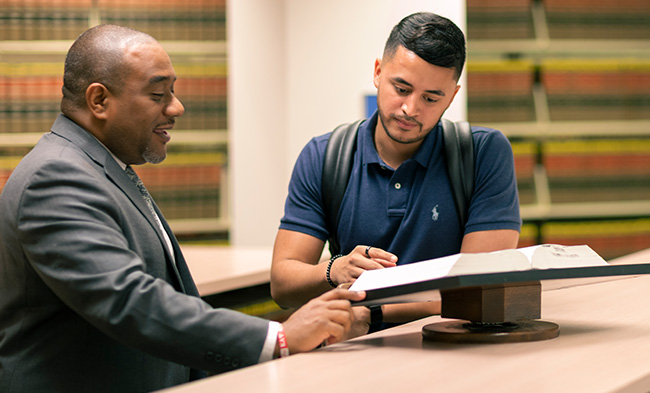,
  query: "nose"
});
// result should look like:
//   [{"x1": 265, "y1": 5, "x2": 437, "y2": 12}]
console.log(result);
[
  {"x1": 400, "y1": 94, "x2": 419, "y2": 117},
  {"x1": 165, "y1": 95, "x2": 185, "y2": 117}
]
